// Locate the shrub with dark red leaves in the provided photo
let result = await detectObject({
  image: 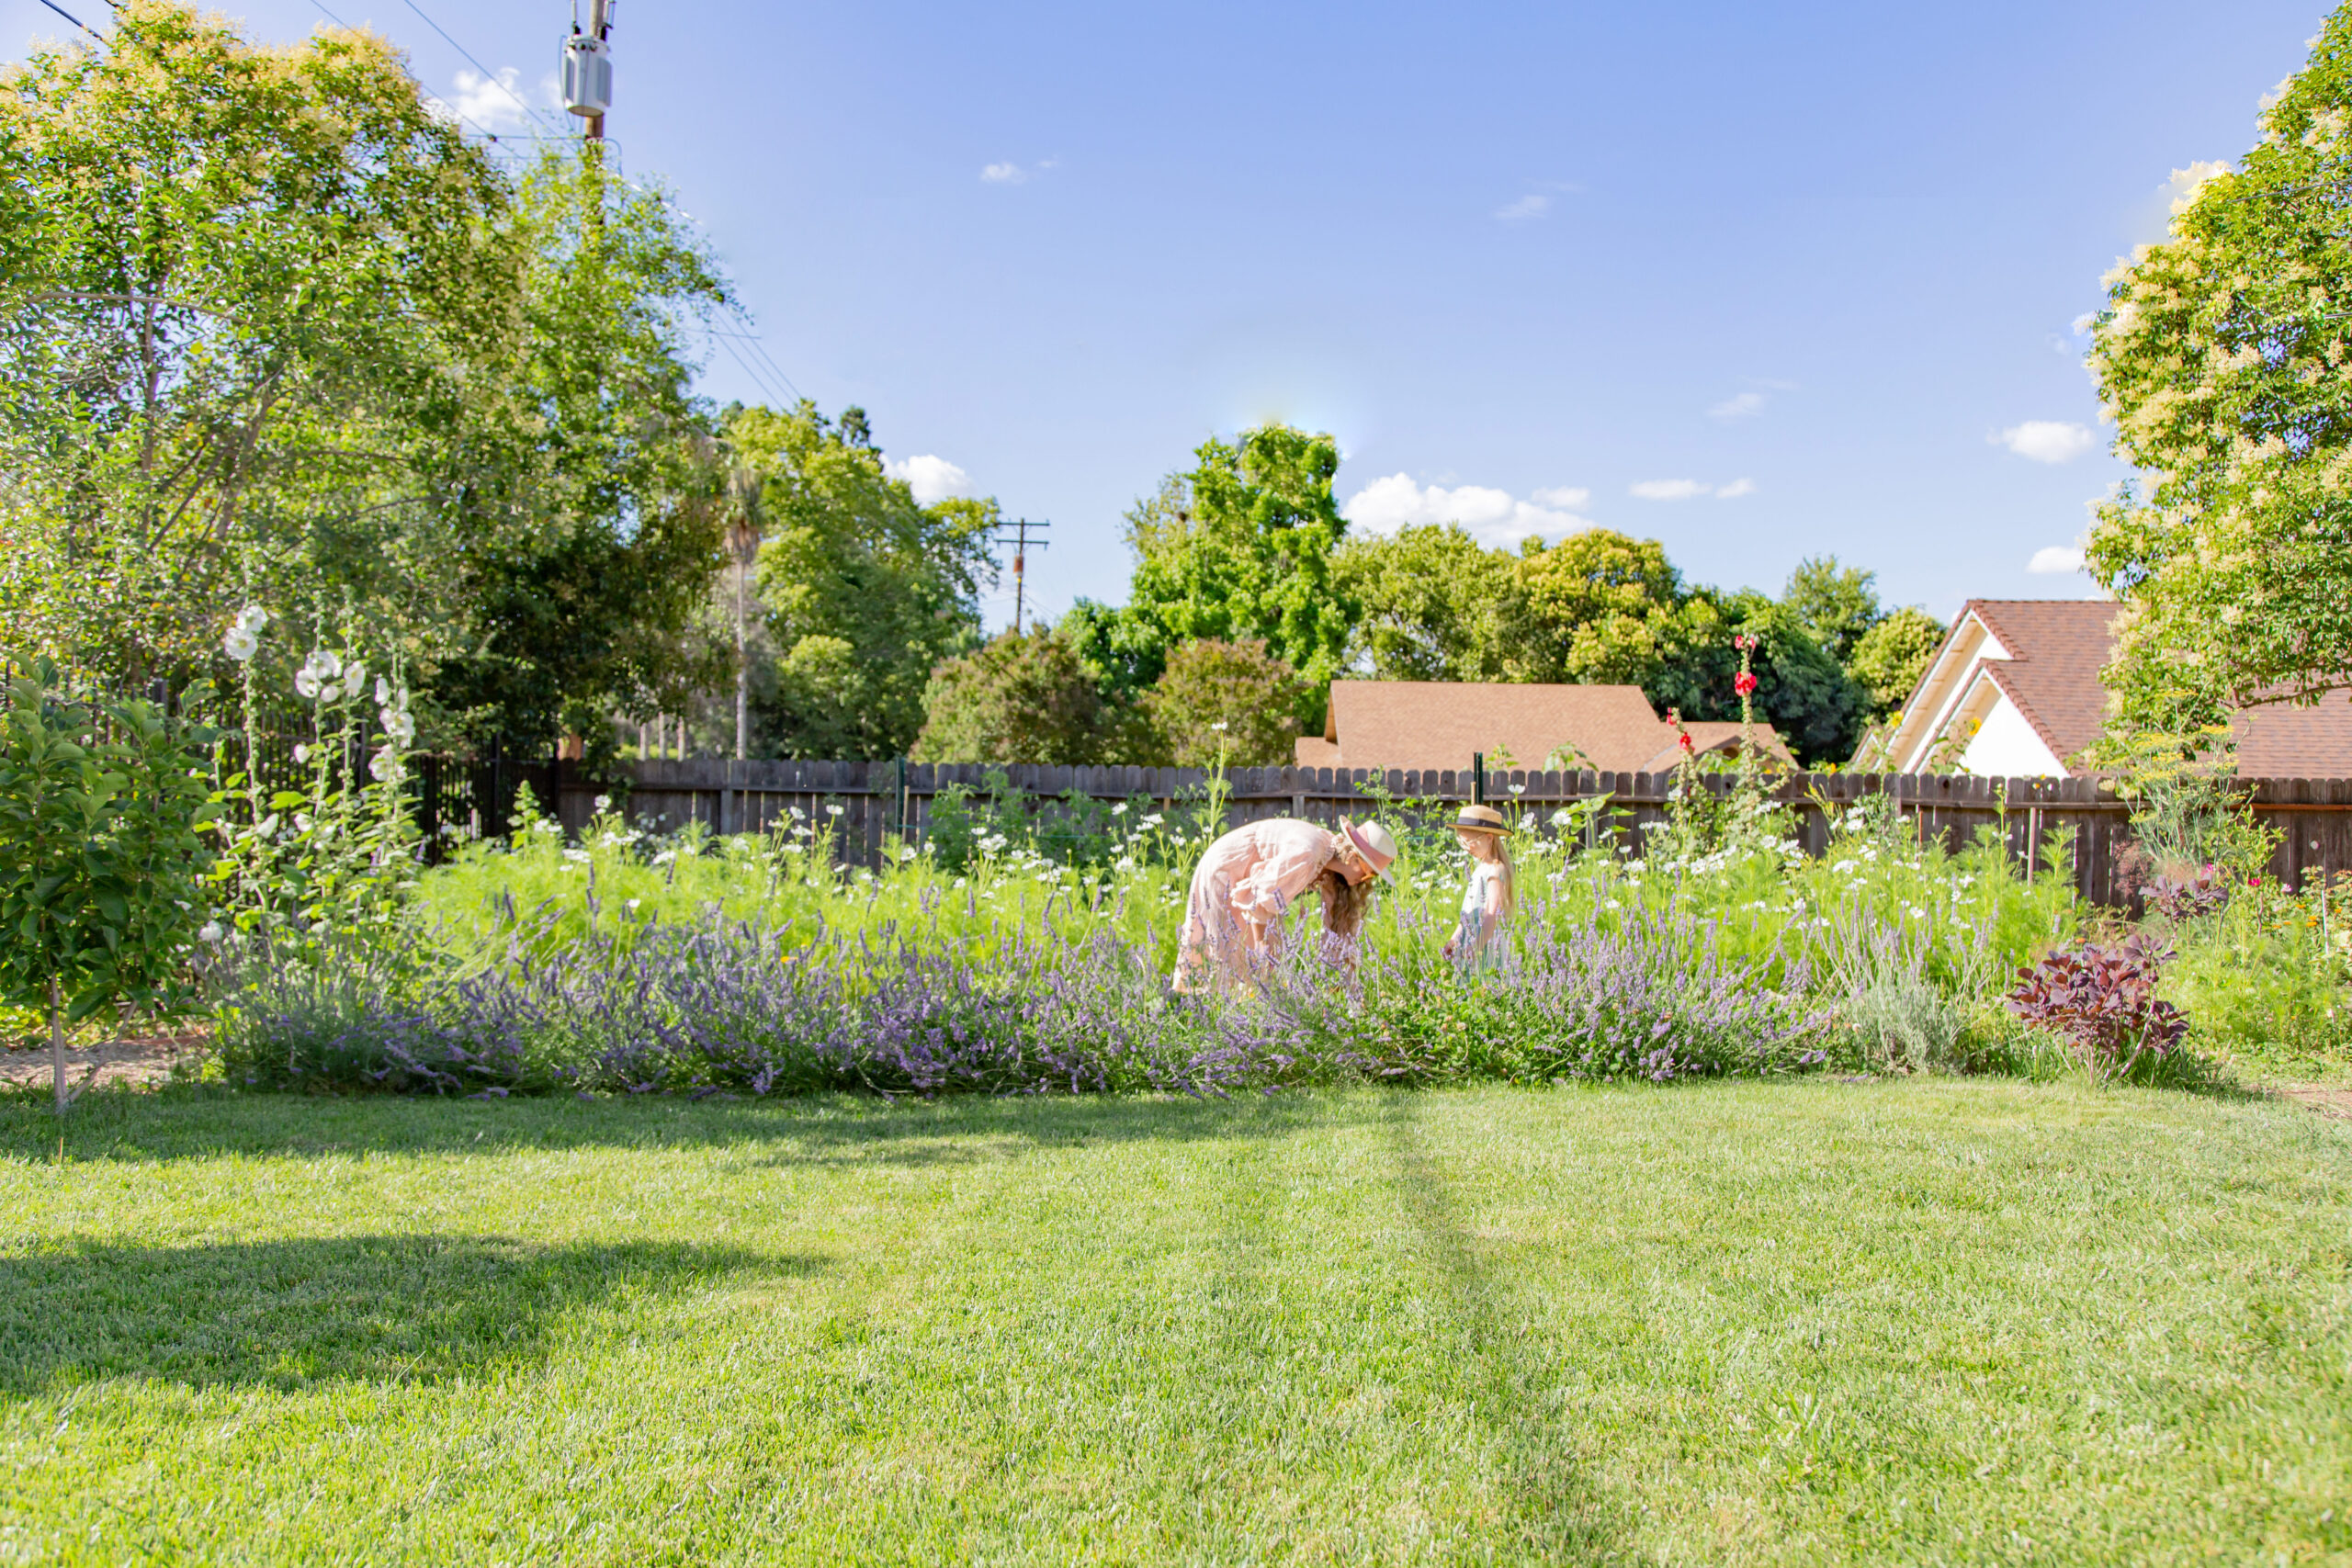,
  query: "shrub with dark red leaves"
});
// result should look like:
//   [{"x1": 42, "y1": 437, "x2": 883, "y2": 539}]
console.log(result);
[
  {"x1": 2005, "y1": 934, "x2": 2188, "y2": 1066},
  {"x1": 2146, "y1": 864, "x2": 2229, "y2": 922}
]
